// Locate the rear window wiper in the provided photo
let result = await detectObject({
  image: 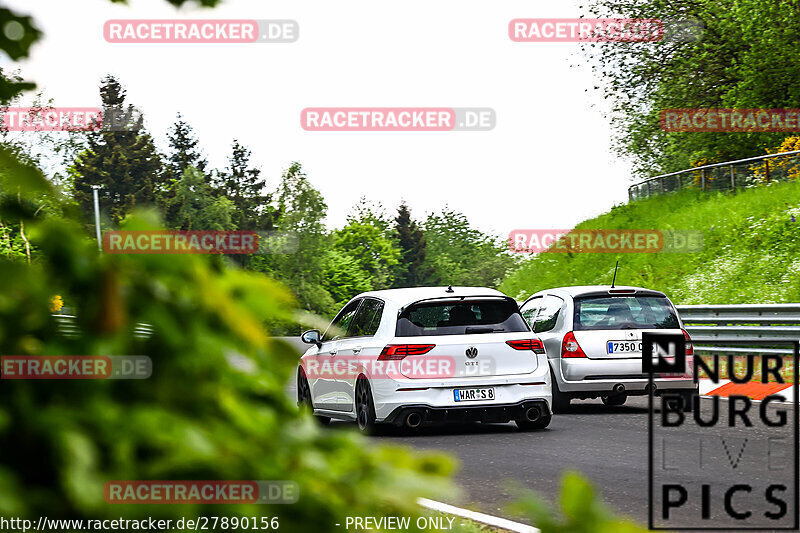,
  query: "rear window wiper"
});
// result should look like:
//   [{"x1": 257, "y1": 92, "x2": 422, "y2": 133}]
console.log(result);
[{"x1": 464, "y1": 326, "x2": 505, "y2": 334}]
